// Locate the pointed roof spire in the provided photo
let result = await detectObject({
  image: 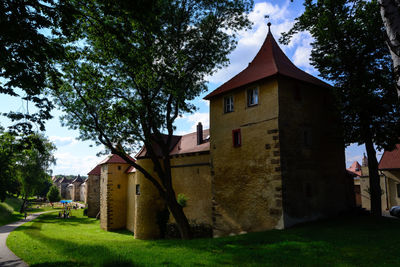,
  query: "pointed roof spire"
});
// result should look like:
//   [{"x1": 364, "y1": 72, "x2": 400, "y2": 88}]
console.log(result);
[{"x1": 204, "y1": 27, "x2": 329, "y2": 100}]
